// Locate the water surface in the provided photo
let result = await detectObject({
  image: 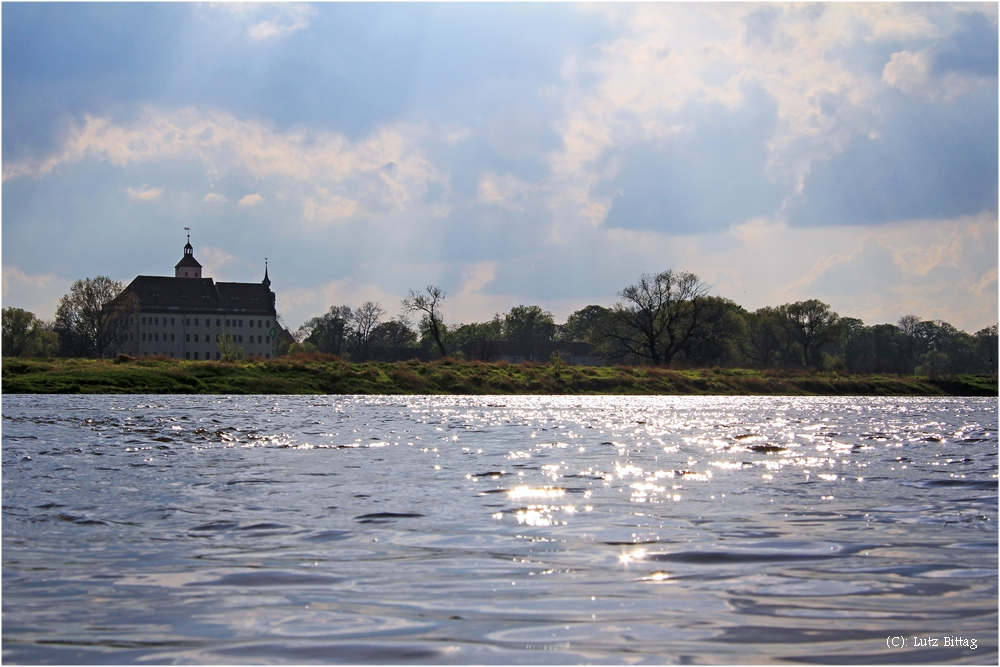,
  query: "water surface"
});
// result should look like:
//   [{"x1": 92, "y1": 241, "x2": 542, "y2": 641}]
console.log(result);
[{"x1": 3, "y1": 395, "x2": 996, "y2": 663}]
